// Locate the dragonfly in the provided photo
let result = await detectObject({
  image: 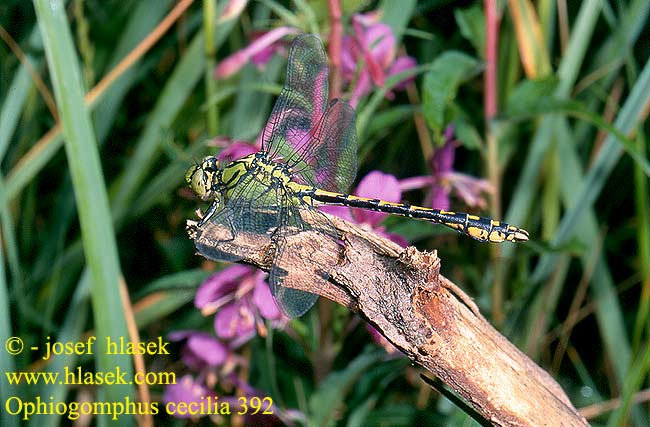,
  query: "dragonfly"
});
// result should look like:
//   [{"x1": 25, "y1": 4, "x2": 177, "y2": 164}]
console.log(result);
[{"x1": 186, "y1": 34, "x2": 529, "y2": 317}]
